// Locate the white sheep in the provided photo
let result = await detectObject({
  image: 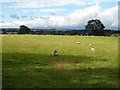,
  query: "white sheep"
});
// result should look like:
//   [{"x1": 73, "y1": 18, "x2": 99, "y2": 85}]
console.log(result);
[
  {"x1": 89, "y1": 44, "x2": 92, "y2": 47},
  {"x1": 91, "y1": 48, "x2": 95, "y2": 52},
  {"x1": 11, "y1": 35, "x2": 14, "y2": 37},
  {"x1": 76, "y1": 42, "x2": 80, "y2": 44}
]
